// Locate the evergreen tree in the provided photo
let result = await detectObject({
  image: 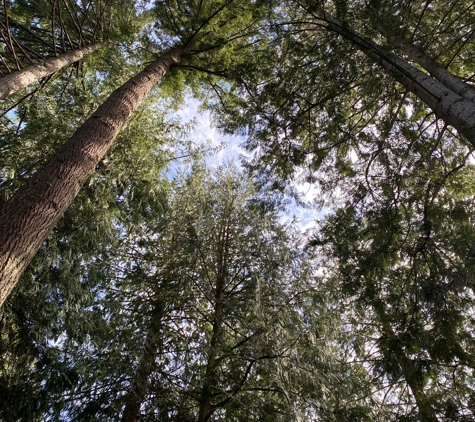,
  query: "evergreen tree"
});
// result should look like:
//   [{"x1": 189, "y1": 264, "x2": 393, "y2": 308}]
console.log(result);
[
  {"x1": 0, "y1": 0, "x2": 266, "y2": 306},
  {"x1": 0, "y1": 41, "x2": 103, "y2": 99},
  {"x1": 1, "y1": 1, "x2": 475, "y2": 419},
  {"x1": 0, "y1": 72, "x2": 189, "y2": 420},
  {"x1": 311, "y1": 116, "x2": 475, "y2": 420},
  {"x1": 0, "y1": 0, "x2": 135, "y2": 99},
  {"x1": 212, "y1": 0, "x2": 475, "y2": 190}
]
